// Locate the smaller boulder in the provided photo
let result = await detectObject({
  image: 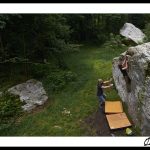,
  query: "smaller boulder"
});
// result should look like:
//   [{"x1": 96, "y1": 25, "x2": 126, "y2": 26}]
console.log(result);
[
  {"x1": 120, "y1": 23, "x2": 145, "y2": 44},
  {"x1": 8, "y1": 79, "x2": 48, "y2": 112}
]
